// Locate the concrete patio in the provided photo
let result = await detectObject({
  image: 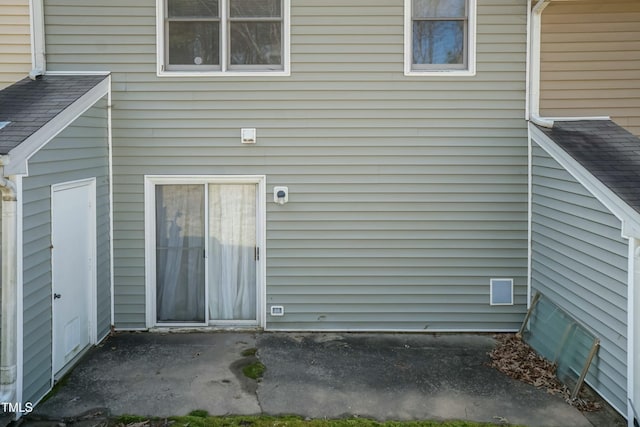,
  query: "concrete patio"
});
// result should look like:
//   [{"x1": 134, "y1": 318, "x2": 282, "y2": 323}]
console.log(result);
[{"x1": 29, "y1": 332, "x2": 625, "y2": 427}]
